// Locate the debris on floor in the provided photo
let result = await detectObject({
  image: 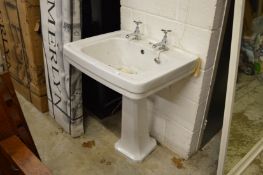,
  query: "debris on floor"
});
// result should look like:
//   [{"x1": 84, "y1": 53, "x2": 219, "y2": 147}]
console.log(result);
[
  {"x1": 100, "y1": 159, "x2": 106, "y2": 163},
  {"x1": 51, "y1": 128, "x2": 65, "y2": 136},
  {"x1": 82, "y1": 140, "x2": 96, "y2": 148},
  {"x1": 171, "y1": 157, "x2": 185, "y2": 169},
  {"x1": 106, "y1": 161, "x2": 112, "y2": 166},
  {"x1": 100, "y1": 158, "x2": 112, "y2": 166}
]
